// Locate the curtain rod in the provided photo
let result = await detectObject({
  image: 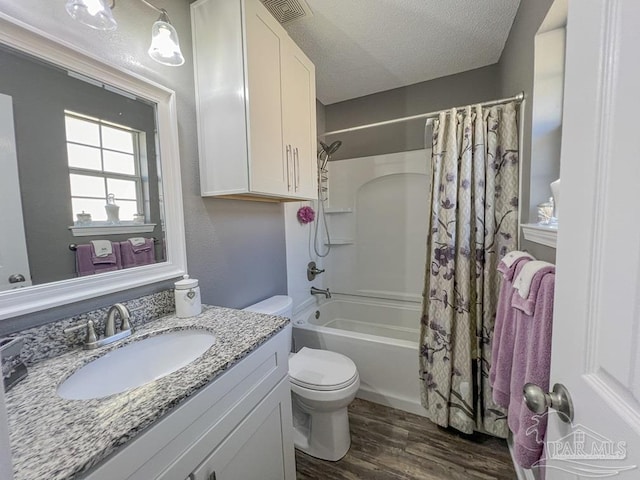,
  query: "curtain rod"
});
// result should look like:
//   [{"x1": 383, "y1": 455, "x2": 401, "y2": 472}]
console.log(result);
[{"x1": 320, "y1": 91, "x2": 525, "y2": 137}]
